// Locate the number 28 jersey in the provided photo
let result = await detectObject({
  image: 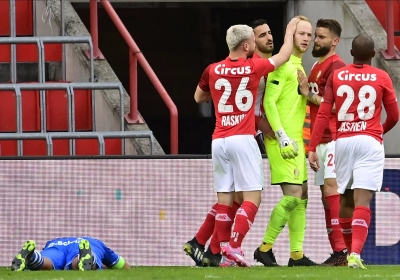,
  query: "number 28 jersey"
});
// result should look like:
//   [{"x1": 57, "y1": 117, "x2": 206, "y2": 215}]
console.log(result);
[
  {"x1": 198, "y1": 57, "x2": 275, "y2": 140},
  {"x1": 323, "y1": 64, "x2": 397, "y2": 142}
]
